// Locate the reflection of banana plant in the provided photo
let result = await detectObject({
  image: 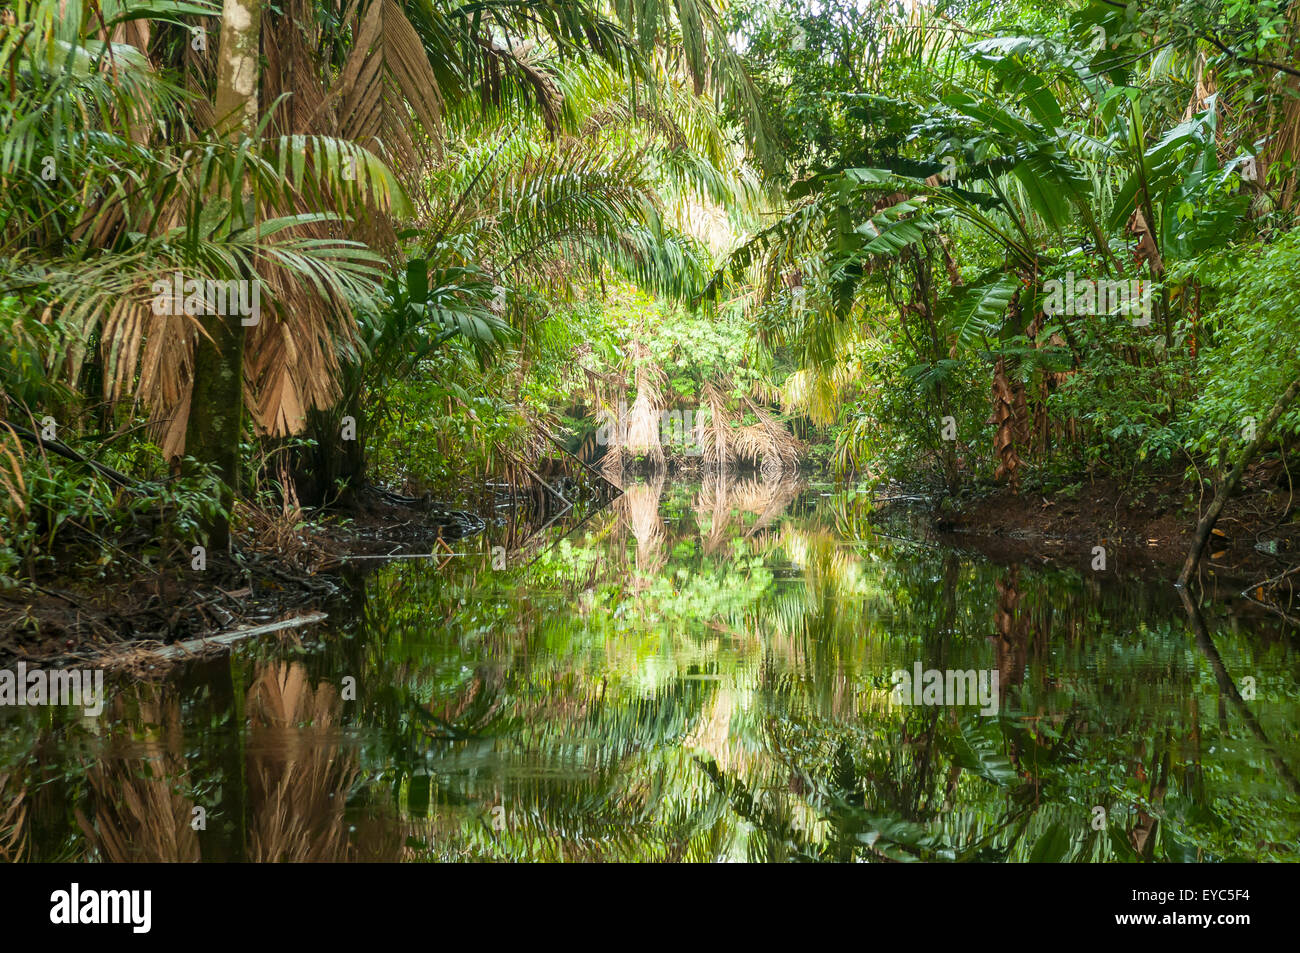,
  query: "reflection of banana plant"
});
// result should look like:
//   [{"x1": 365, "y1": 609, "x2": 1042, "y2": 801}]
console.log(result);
[{"x1": 699, "y1": 705, "x2": 1192, "y2": 862}]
